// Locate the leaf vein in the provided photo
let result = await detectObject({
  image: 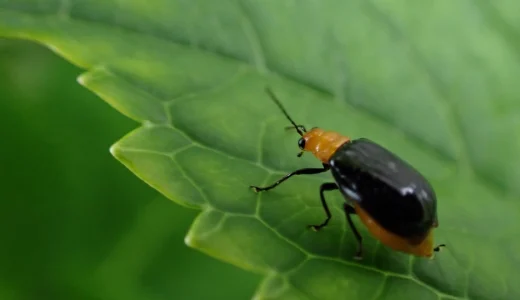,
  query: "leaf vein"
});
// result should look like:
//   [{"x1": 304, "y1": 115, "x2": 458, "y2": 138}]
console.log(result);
[
  {"x1": 234, "y1": 0, "x2": 267, "y2": 73},
  {"x1": 362, "y1": 0, "x2": 474, "y2": 173},
  {"x1": 473, "y1": 0, "x2": 520, "y2": 62},
  {"x1": 171, "y1": 153, "x2": 212, "y2": 208}
]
